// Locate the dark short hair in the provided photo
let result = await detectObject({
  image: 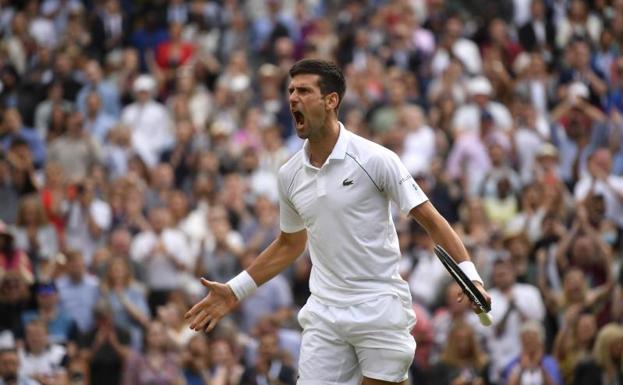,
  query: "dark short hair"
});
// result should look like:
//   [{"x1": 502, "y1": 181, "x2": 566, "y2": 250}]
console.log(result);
[{"x1": 289, "y1": 59, "x2": 346, "y2": 110}]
